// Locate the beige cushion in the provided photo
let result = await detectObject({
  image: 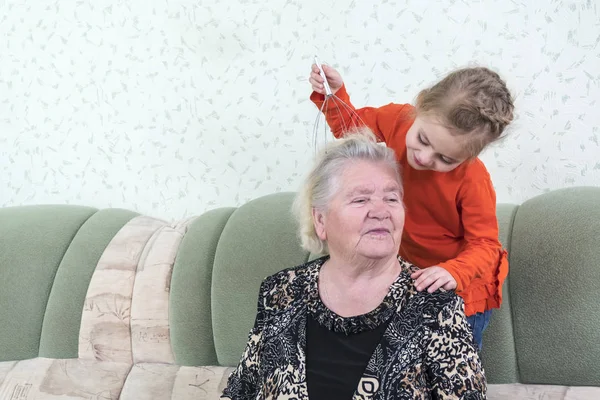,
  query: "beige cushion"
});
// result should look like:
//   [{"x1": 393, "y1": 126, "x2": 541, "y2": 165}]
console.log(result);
[
  {"x1": 0, "y1": 358, "x2": 130, "y2": 399},
  {"x1": 0, "y1": 359, "x2": 234, "y2": 399},
  {"x1": 488, "y1": 383, "x2": 600, "y2": 400},
  {"x1": 119, "y1": 363, "x2": 234, "y2": 399}
]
